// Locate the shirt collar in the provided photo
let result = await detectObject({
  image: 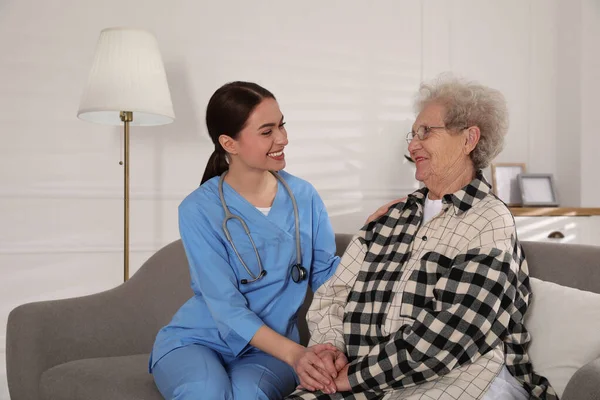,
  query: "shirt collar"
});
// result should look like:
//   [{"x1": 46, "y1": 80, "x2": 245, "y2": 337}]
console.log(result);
[{"x1": 406, "y1": 170, "x2": 492, "y2": 216}]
